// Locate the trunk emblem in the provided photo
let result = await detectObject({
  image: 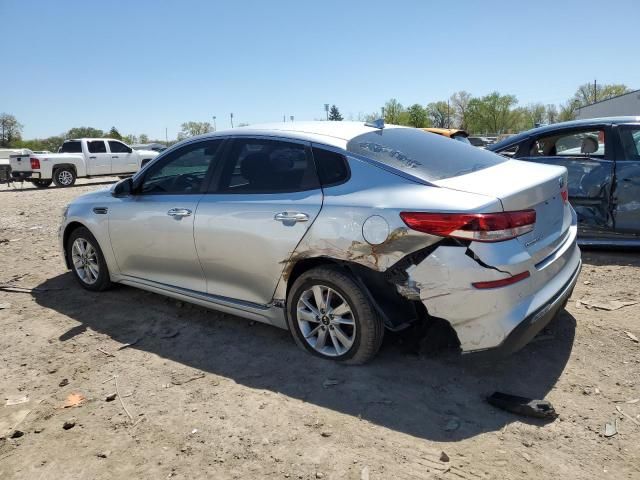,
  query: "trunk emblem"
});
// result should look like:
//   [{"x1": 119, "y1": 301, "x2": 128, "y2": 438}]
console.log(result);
[{"x1": 525, "y1": 235, "x2": 543, "y2": 247}]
